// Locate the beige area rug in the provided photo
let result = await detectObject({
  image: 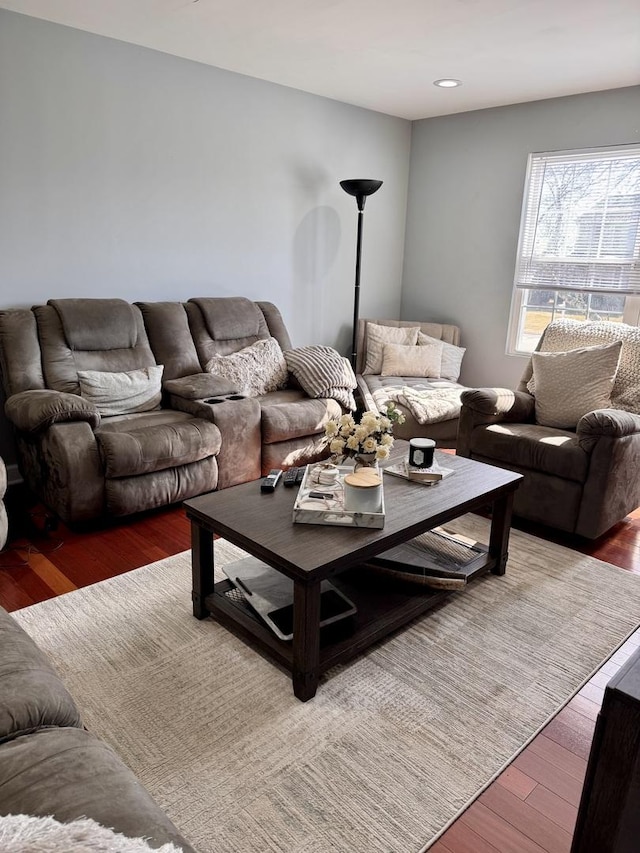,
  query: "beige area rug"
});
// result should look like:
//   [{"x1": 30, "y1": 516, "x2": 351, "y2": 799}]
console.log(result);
[{"x1": 13, "y1": 514, "x2": 640, "y2": 853}]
